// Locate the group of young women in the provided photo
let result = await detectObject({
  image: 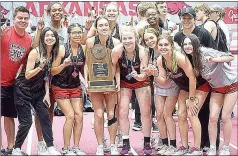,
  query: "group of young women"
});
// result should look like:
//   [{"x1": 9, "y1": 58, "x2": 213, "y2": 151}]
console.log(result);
[{"x1": 10, "y1": 2, "x2": 237, "y2": 156}]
